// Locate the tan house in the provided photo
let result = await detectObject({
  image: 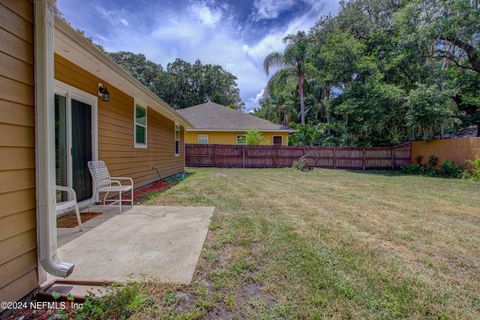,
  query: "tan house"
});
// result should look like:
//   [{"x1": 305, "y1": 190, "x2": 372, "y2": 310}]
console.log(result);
[
  {"x1": 178, "y1": 101, "x2": 294, "y2": 146},
  {"x1": 0, "y1": 0, "x2": 192, "y2": 307}
]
